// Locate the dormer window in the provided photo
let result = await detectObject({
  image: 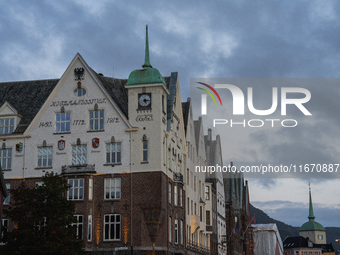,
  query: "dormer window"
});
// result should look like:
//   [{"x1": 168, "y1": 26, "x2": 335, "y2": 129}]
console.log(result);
[{"x1": 0, "y1": 118, "x2": 14, "y2": 134}]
